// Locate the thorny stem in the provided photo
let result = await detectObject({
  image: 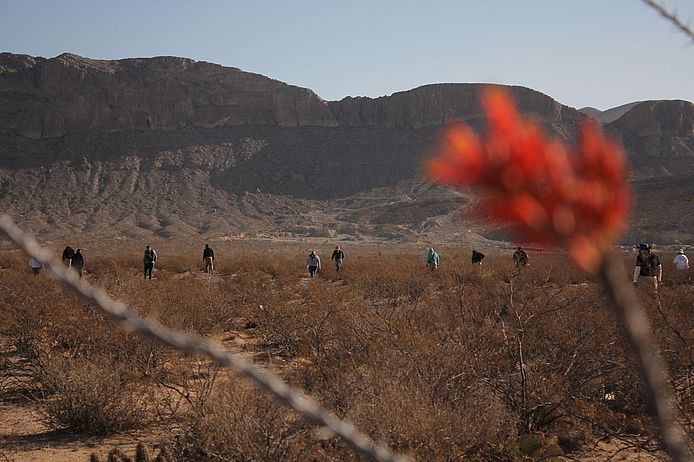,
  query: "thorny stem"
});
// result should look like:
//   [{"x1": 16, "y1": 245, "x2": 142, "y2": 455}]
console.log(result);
[{"x1": 599, "y1": 252, "x2": 691, "y2": 461}]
